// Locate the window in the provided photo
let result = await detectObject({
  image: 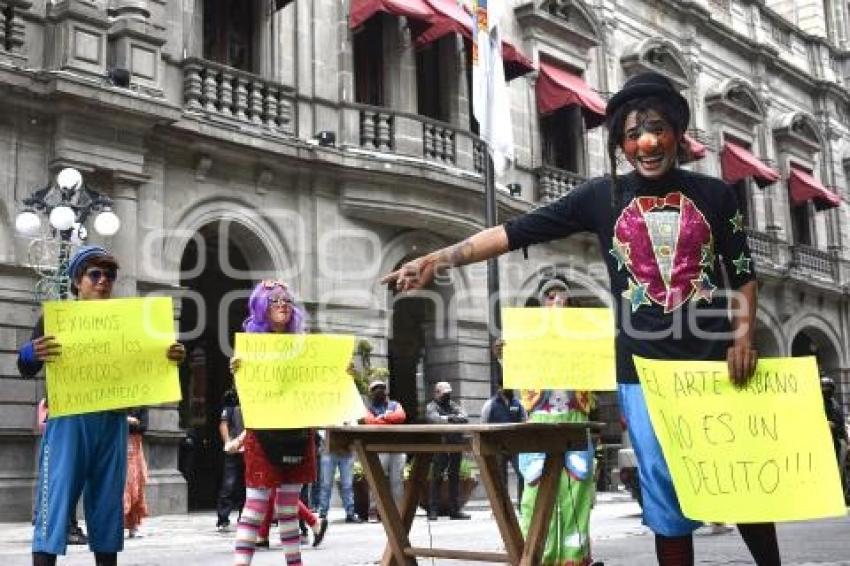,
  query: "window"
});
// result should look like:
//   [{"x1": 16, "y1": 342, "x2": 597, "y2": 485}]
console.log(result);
[
  {"x1": 354, "y1": 17, "x2": 384, "y2": 106},
  {"x1": 790, "y1": 163, "x2": 814, "y2": 246},
  {"x1": 416, "y1": 43, "x2": 447, "y2": 121},
  {"x1": 203, "y1": 0, "x2": 256, "y2": 72},
  {"x1": 464, "y1": 47, "x2": 479, "y2": 135},
  {"x1": 541, "y1": 105, "x2": 584, "y2": 173}
]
